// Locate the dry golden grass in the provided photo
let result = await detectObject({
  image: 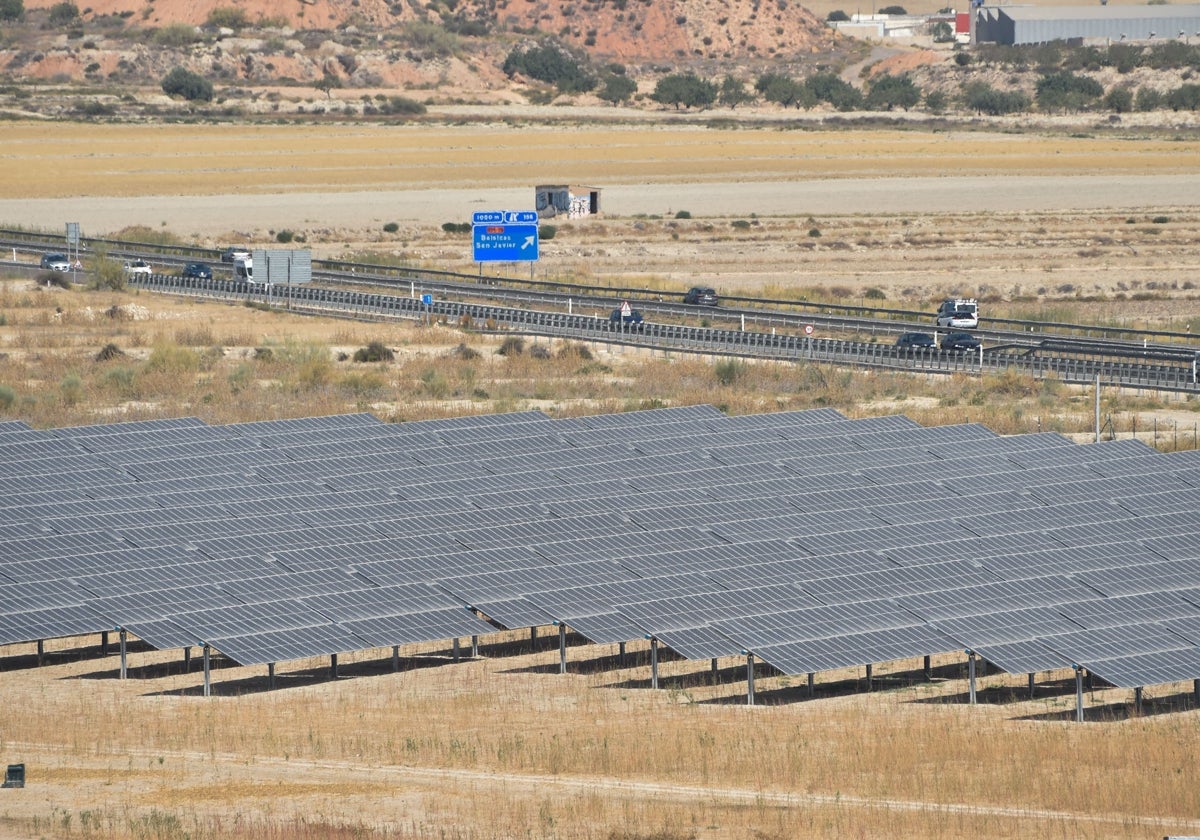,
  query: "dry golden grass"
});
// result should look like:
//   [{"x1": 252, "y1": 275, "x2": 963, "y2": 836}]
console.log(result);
[
  {"x1": 3, "y1": 630, "x2": 1200, "y2": 840},
  {"x1": 2, "y1": 123, "x2": 1199, "y2": 200},
  {"x1": 5, "y1": 277, "x2": 1196, "y2": 436}
]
